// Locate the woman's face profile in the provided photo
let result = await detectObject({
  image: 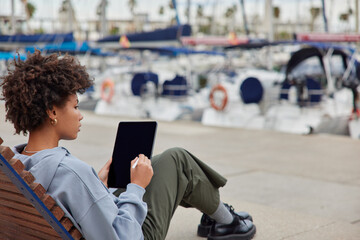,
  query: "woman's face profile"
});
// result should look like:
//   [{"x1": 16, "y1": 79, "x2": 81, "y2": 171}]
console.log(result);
[{"x1": 52, "y1": 94, "x2": 83, "y2": 140}]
